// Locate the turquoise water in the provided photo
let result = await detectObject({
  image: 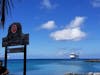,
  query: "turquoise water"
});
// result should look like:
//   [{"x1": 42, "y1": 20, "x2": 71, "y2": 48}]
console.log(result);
[{"x1": 5, "y1": 59, "x2": 100, "y2": 75}]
